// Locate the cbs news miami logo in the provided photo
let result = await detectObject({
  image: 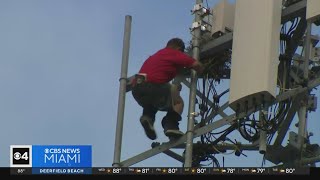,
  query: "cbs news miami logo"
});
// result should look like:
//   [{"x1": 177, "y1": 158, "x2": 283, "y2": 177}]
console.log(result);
[{"x1": 10, "y1": 145, "x2": 91, "y2": 168}]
